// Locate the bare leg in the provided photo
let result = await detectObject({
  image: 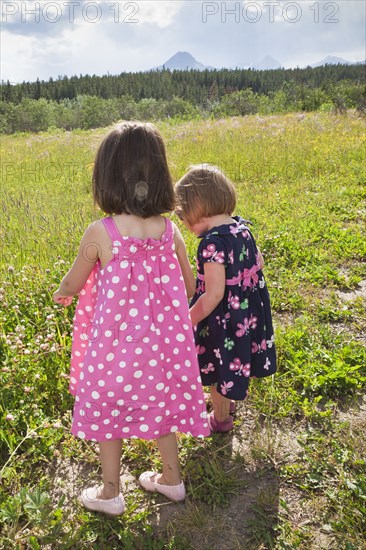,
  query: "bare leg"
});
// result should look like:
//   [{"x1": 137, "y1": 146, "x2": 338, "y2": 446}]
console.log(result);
[
  {"x1": 211, "y1": 384, "x2": 231, "y2": 422},
  {"x1": 155, "y1": 433, "x2": 181, "y2": 486},
  {"x1": 99, "y1": 439, "x2": 123, "y2": 499}
]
